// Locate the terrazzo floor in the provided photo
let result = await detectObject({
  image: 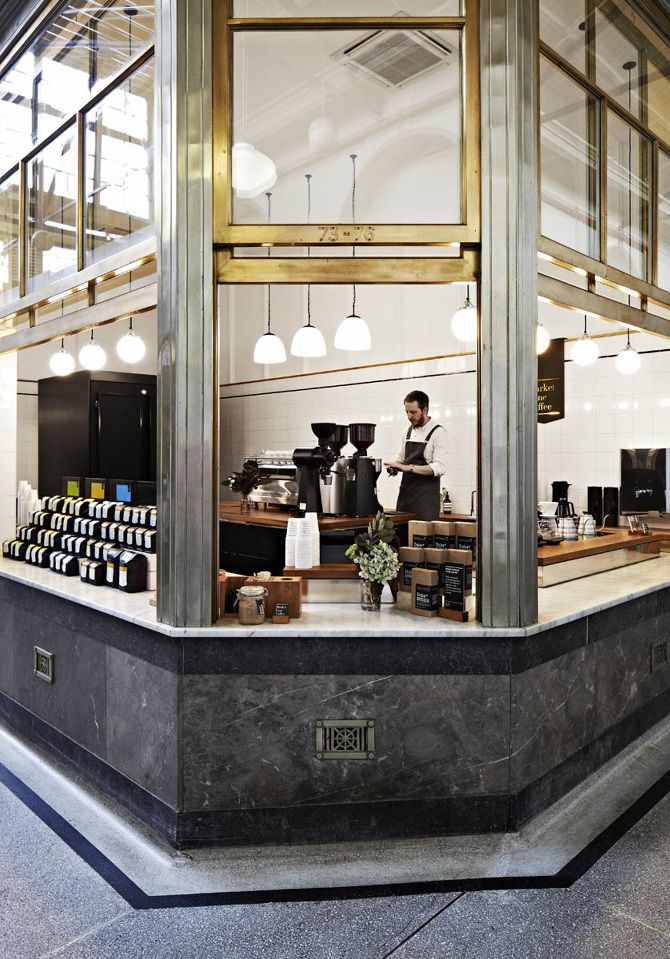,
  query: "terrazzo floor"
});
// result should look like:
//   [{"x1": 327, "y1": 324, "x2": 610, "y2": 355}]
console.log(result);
[{"x1": 1, "y1": 735, "x2": 670, "y2": 957}]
